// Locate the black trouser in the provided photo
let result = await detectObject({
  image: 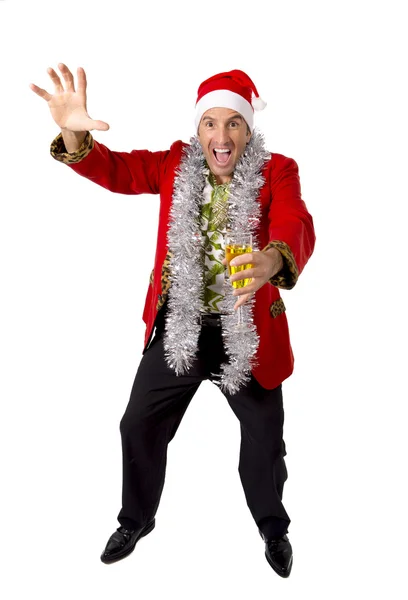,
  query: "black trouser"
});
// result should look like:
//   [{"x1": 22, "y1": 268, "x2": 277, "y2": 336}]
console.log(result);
[{"x1": 117, "y1": 303, "x2": 290, "y2": 540}]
